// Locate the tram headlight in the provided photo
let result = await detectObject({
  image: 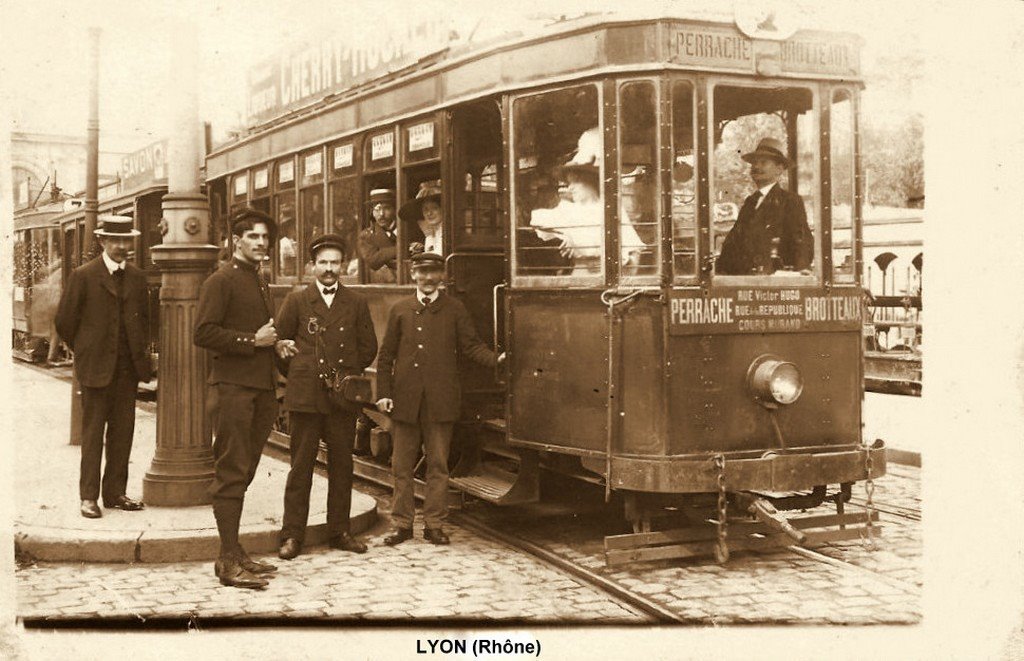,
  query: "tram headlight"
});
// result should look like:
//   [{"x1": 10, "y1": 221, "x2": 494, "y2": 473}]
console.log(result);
[{"x1": 747, "y1": 354, "x2": 804, "y2": 407}]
